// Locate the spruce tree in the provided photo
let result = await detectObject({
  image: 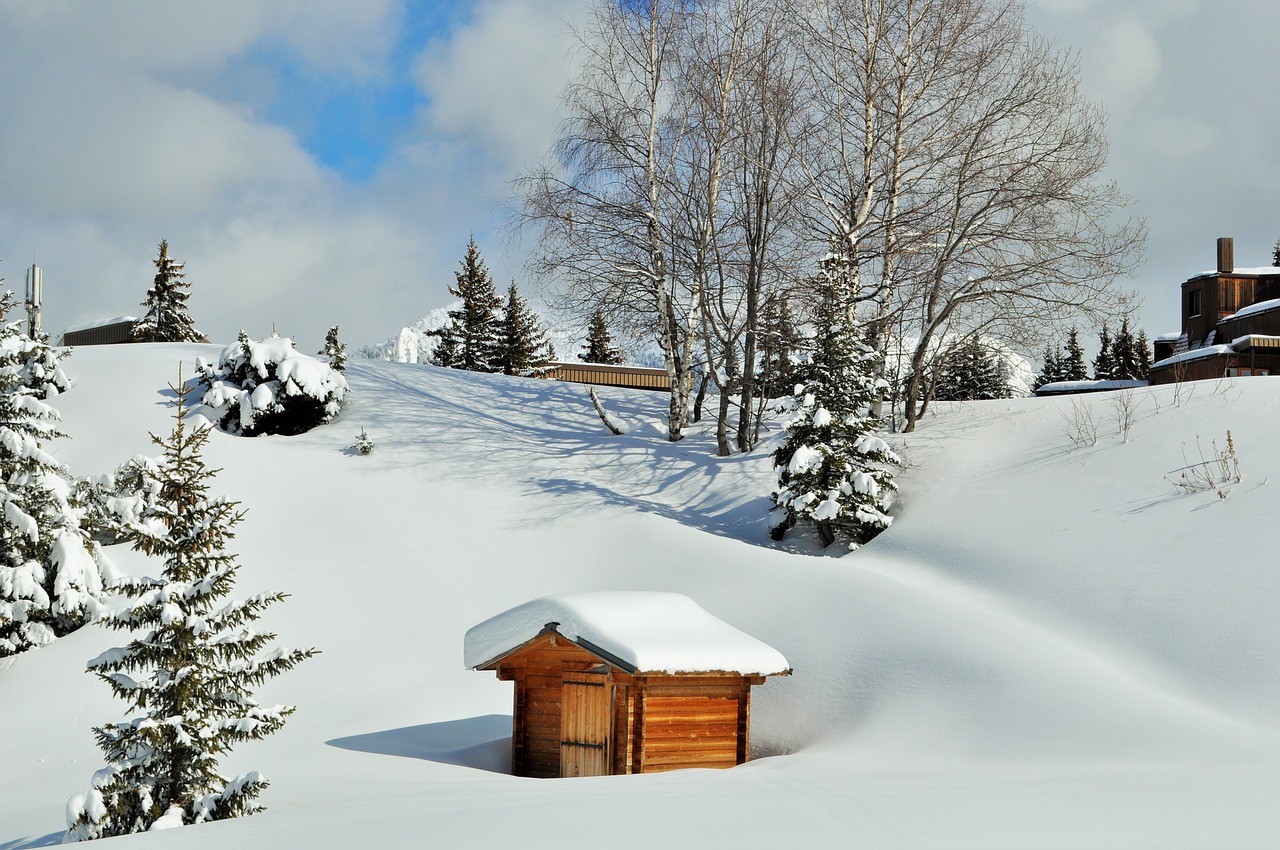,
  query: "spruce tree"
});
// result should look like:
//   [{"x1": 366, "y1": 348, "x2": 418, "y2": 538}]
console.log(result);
[
  {"x1": 757, "y1": 298, "x2": 801, "y2": 399},
  {"x1": 1035, "y1": 343, "x2": 1062, "y2": 389},
  {"x1": 1, "y1": 293, "x2": 112, "y2": 656},
  {"x1": 1062, "y1": 328, "x2": 1089, "y2": 381},
  {"x1": 1136, "y1": 329, "x2": 1152, "y2": 377},
  {"x1": 66, "y1": 377, "x2": 314, "y2": 840},
  {"x1": 431, "y1": 237, "x2": 503, "y2": 372},
  {"x1": 131, "y1": 240, "x2": 203, "y2": 343},
  {"x1": 769, "y1": 247, "x2": 900, "y2": 549},
  {"x1": 319, "y1": 325, "x2": 346, "y2": 373},
  {"x1": 579, "y1": 309, "x2": 623, "y2": 365},
  {"x1": 1111, "y1": 318, "x2": 1142, "y2": 380},
  {"x1": 1273, "y1": 238, "x2": 1280, "y2": 267},
  {"x1": 935, "y1": 337, "x2": 1010, "y2": 401},
  {"x1": 495, "y1": 281, "x2": 555, "y2": 377},
  {"x1": 1093, "y1": 325, "x2": 1116, "y2": 380}
]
